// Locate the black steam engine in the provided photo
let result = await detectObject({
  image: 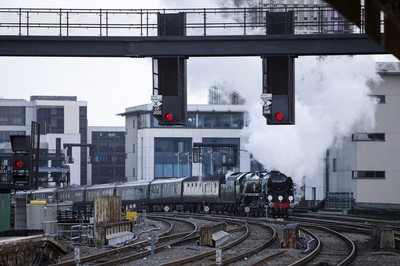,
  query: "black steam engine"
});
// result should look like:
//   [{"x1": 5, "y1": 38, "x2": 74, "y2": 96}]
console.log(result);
[{"x1": 264, "y1": 171, "x2": 295, "y2": 218}]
